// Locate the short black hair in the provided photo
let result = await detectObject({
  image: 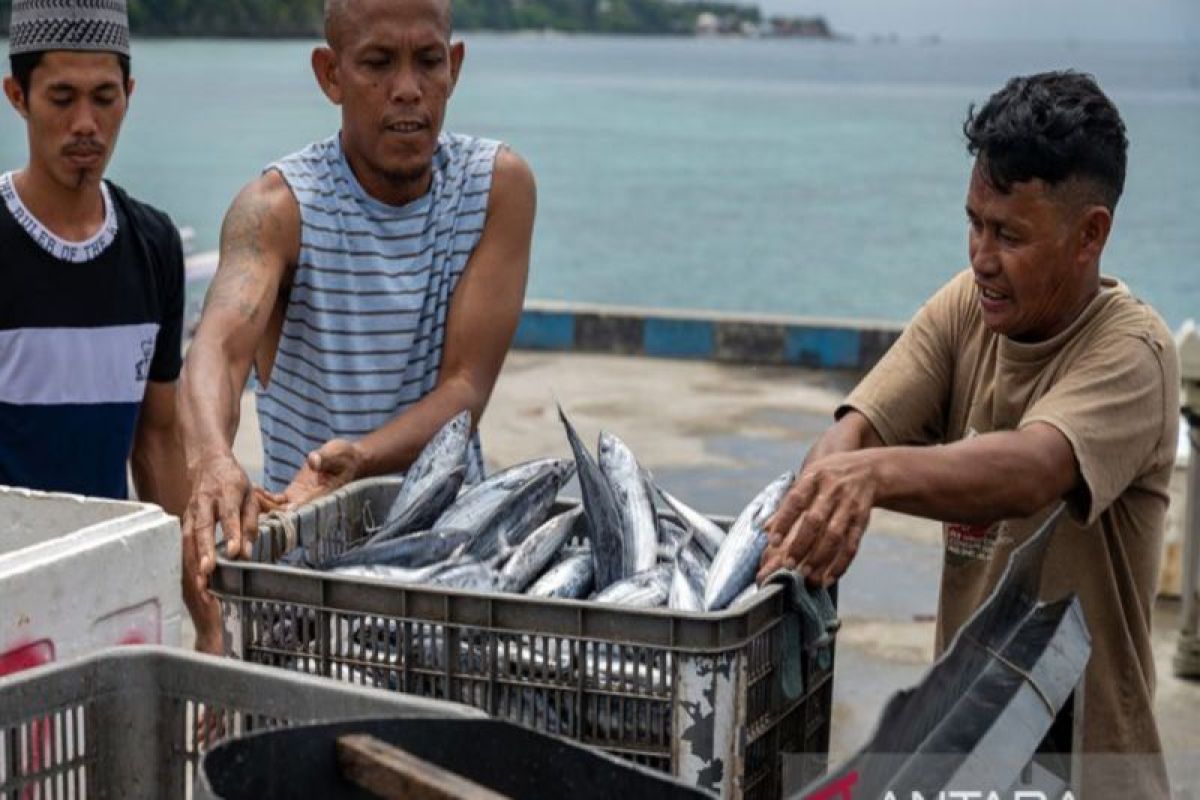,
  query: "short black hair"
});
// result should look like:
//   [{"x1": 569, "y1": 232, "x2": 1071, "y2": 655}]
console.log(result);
[
  {"x1": 964, "y1": 71, "x2": 1128, "y2": 211},
  {"x1": 9, "y1": 51, "x2": 132, "y2": 98}
]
